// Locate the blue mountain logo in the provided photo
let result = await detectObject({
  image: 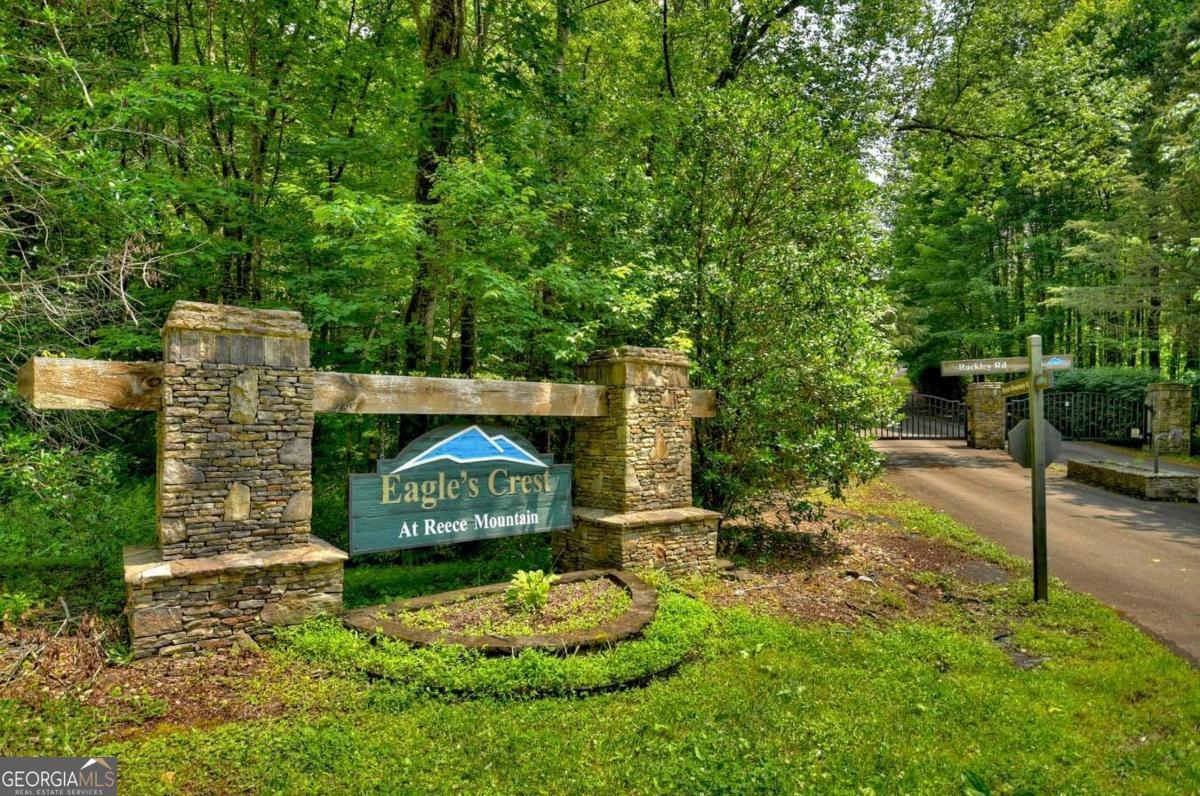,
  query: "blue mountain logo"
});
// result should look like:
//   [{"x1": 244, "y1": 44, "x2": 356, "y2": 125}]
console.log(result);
[
  {"x1": 390, "y1": 425, "x2": 547, "y2": 473},
  {"x1": 1045, "y1": 356, "x2": 1068, "y2": 367}
]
